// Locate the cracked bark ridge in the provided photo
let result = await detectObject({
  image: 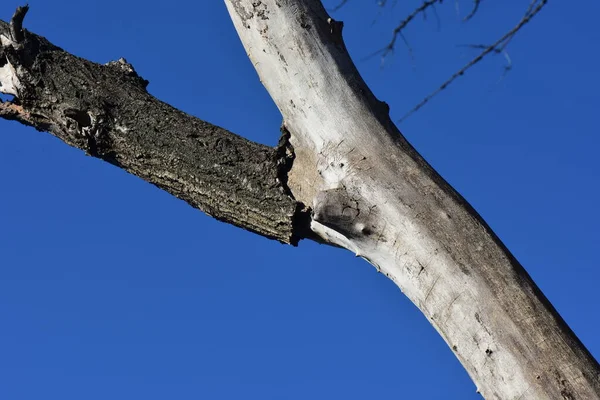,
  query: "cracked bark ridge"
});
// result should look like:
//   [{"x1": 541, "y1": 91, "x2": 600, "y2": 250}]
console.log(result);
[{"x1": 0, "y1": 15, "x2": 302, "y2": 244}]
